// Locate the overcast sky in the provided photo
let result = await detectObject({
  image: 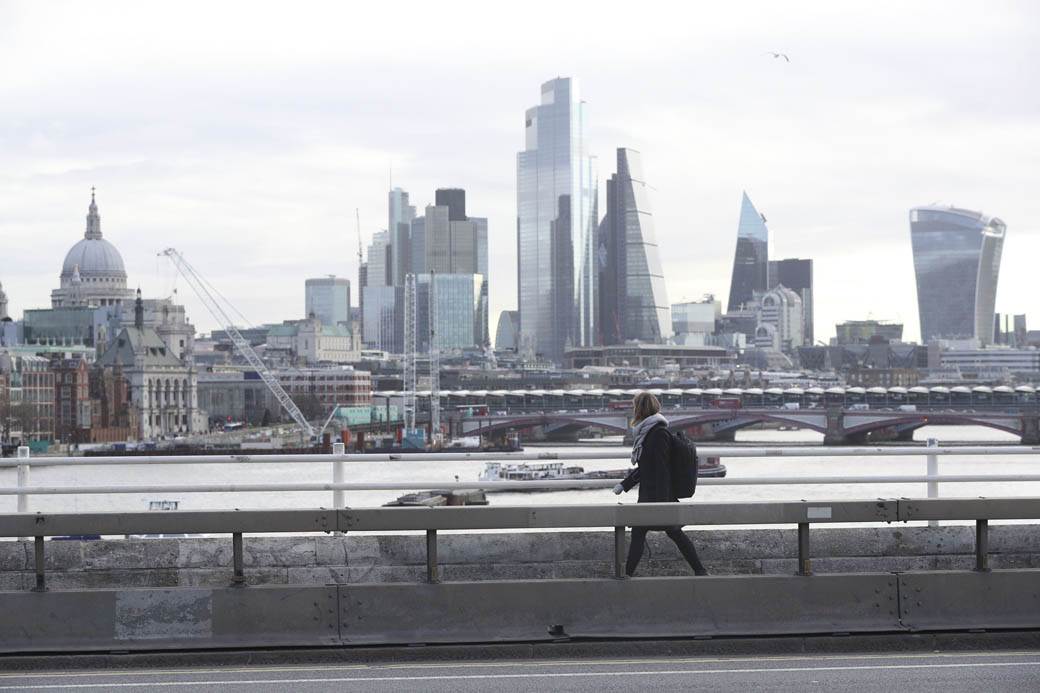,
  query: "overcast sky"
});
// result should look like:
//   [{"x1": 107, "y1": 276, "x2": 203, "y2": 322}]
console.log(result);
[{"x1": 1, "y1": 0, "x2": 1037, "y2": 343}]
